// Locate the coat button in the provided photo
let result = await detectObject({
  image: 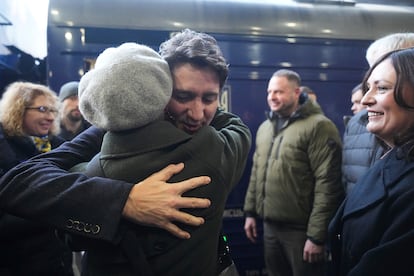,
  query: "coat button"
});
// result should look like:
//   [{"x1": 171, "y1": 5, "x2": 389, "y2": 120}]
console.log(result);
[
  {"x1": 66, "y1": 219, "x2": 74, "y2": 229},
  {"x1": 91, "y1": 224, "x2": 100, "y2": 234}
]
